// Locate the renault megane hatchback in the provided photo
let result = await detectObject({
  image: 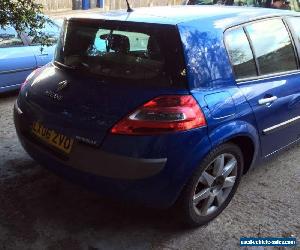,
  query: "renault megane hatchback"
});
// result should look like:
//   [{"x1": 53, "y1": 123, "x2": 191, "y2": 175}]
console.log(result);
[{"x1": 14, "y1": 6, "x2": 300, "y2": 226}]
